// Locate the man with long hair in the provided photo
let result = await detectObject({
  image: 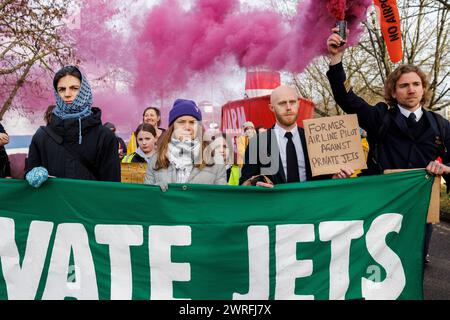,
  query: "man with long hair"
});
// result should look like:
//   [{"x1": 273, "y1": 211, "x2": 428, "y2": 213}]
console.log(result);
[{"x1": 326, "y1": 27, "x2": 450, "y2": 264}]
